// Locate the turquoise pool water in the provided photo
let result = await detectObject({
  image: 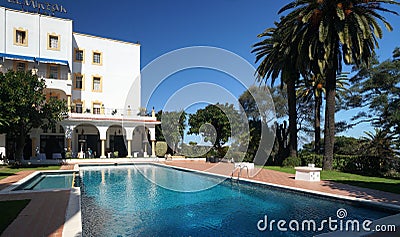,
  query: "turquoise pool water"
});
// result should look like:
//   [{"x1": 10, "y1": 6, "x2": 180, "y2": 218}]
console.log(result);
[
  {"x1": 80, "y1": 164, "x2": 396, "y2": 237},
  {"x1": 15, "y1": 172, "x2": 74, "y2": 190}
]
